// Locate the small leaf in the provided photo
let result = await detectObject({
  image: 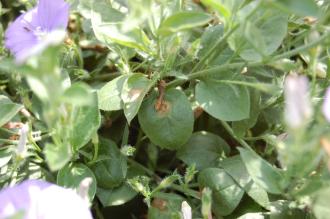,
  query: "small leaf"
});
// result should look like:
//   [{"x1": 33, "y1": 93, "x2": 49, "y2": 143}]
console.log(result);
[
  {"x1": 177, "y1": 131, "x2": 230, "y2": 170},
  {"x1": 198, "y1": 168, "x2": 244, "y2": 216},
  {"x1": 57, "y1": 163, "x2": 97, "y2": 201},
  {"x1": 0, "y1": 96, "x2": 23, "y2": 127},
  {"x1": 201, "y1": 0, "x2": 231, "y2": 20},
  {"x1": 138, "y1": 88, "x2": 194, "y2": 150},
  {"x1": 238, "y1": 147, "x2": 284, "y2": 194},
  {"x1": 196, "y1": 79, "x2": 250, "y2": 121},
  {"x1": 121, "y1": 73, "x2": 152, "y2": 124},
  {"x1": 91, "y1": 138, "x2": 127, "y2": 189},
  {"x1": 0, "y1": 147, "x2": 12, "y2": 168},
  {"x1": 98, "y1": 75, "x2": 128, "y2": 111},
  {"x1": 158, "y1": 12, "x2": 212, "y2": 36}
]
